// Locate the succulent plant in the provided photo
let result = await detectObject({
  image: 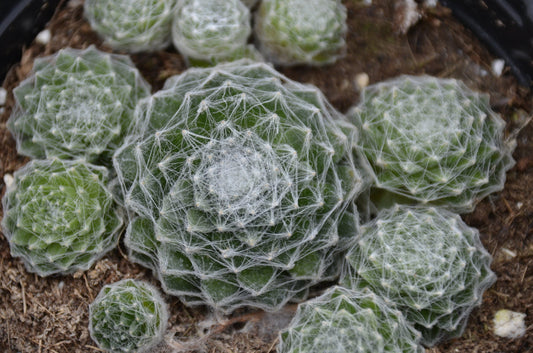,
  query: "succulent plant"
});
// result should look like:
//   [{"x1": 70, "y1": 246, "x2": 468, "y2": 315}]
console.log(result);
[
  {"x1": 89, "y1": 279, "x2": 168, "y2": 353},
  {"x1": 7, "y1": 46, "x2": 151, "y2": 164},
  {"x1": 113, "y1": 60, "x2": 366, "y2": 313},
  {"x1": 279, "y1": 286, "x2": 424, "y2": 353},
  {"x1": 1, "y1": 159, "x2": 123, "y2": 276},
  {"x1": 349, "y1": 75, "x2": 515, "y2": 213},
  {"x1": 341, "y1": 205, "x2": 496, "y2": 346},
  {"x1": 84, "y1": 0, "x2": 178, "y2": 52},
  {"x1": 254, "y1": 0, "x2": 347, "y2": 66},
  {"x1": 172, "y1": 0, "x2": 254, "y2": 66}
]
